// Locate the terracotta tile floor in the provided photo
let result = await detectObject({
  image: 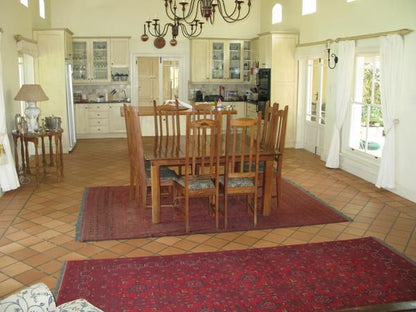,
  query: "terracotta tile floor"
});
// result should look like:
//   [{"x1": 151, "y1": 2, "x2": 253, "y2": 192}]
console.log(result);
[{"x1": 0, "y1": 139, "x2": 415, "y2": 298}]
